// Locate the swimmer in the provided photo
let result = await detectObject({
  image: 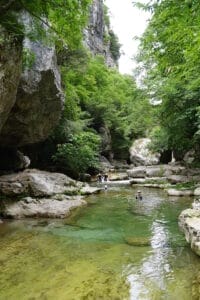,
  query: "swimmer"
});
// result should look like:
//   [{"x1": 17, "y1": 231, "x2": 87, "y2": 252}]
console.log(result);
[{"x1": 136, "y1": 190, "x2": 142, "y2": 200}]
